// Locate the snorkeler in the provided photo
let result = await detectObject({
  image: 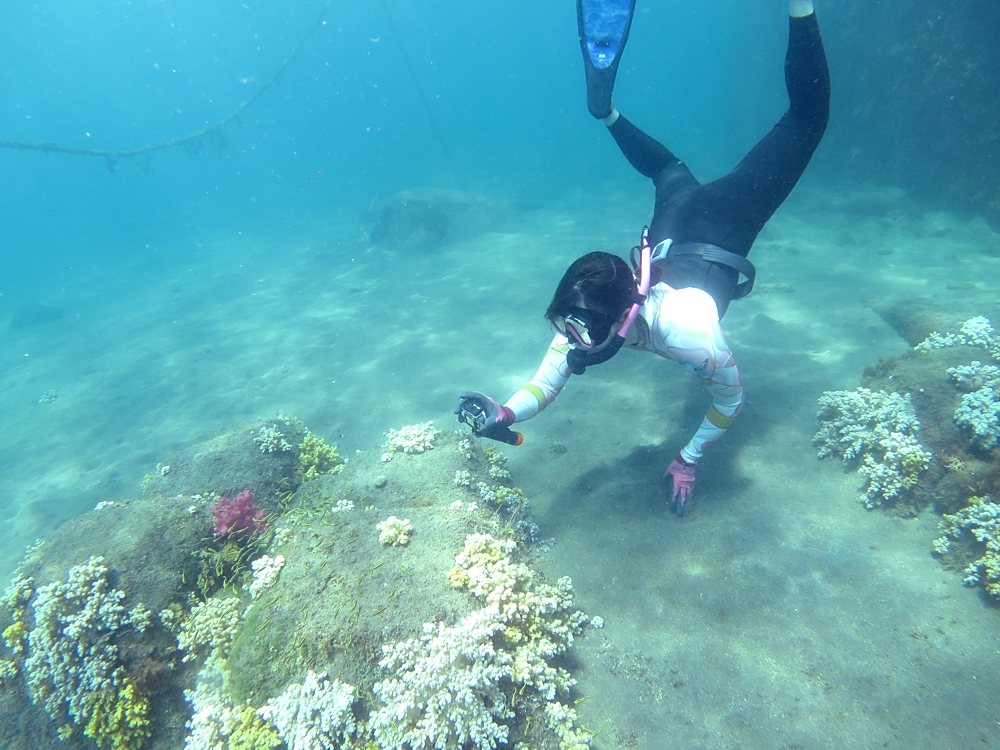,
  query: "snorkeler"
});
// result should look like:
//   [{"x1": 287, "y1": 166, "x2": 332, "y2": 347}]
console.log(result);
[{"x1": 456, "y1": 0, "x2": 829, "y2": 515}]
